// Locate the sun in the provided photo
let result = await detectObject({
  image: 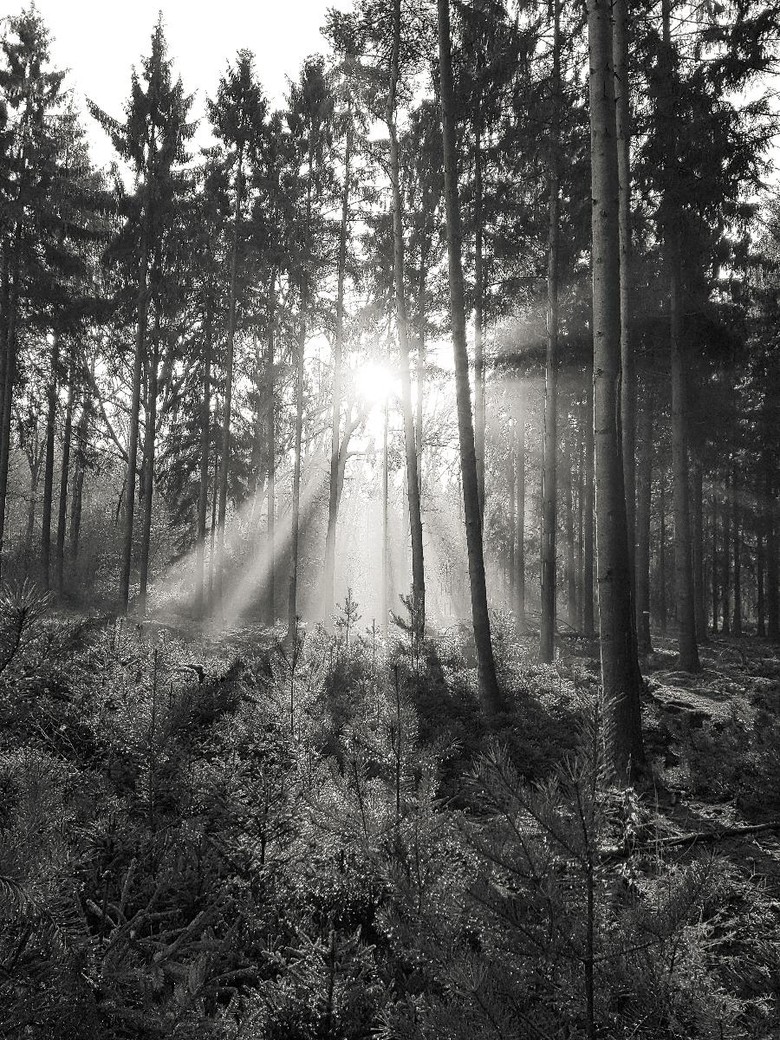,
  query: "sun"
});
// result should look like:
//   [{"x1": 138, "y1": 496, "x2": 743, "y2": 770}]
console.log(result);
[{"x1": 351, "y1": 359, "x2": 399, "y2": 409}]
